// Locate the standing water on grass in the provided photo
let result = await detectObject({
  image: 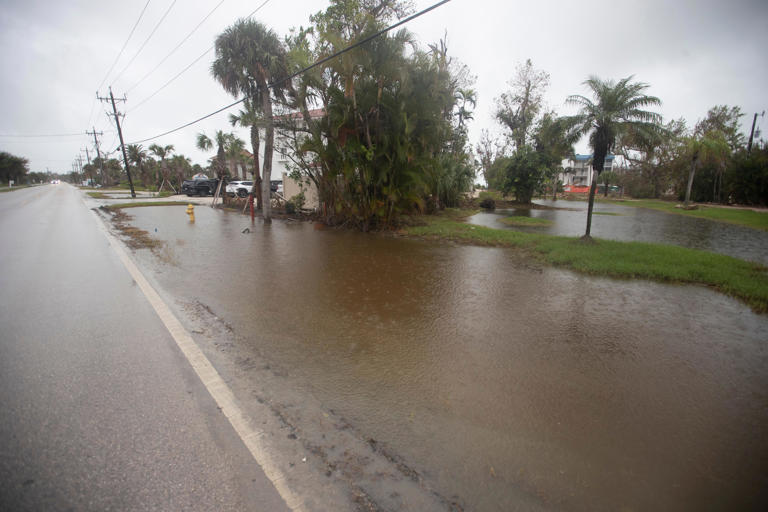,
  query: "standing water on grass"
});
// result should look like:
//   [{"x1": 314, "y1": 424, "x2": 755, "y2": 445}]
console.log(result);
[
  {"x1": 128, "y1": 206, "x2": 768, "y2": 510},
  {"x1": 469, "y1": 199, "x2": 768, "y2": 265}
]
